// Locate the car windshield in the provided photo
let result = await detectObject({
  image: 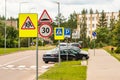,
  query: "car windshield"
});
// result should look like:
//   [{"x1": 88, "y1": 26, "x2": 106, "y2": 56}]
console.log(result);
[
  {"x1": 60, "y1": 44, "x2": 67, "y2": 46},
  {"x1": 71, "y1": 44, "x2": 79, "y2": 46},
  {"x1": 67, "y1": 49, "x2": 78, "y2": 54}
]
